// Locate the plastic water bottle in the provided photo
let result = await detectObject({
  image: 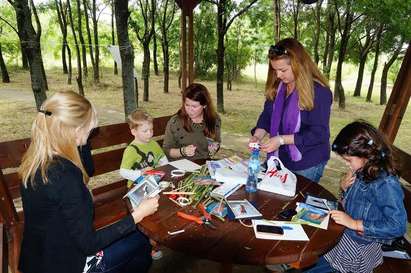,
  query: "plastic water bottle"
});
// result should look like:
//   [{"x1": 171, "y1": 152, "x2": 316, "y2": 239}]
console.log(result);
[{"x1": 245, "y1": 148, "x2": 260, "y2": 193}]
